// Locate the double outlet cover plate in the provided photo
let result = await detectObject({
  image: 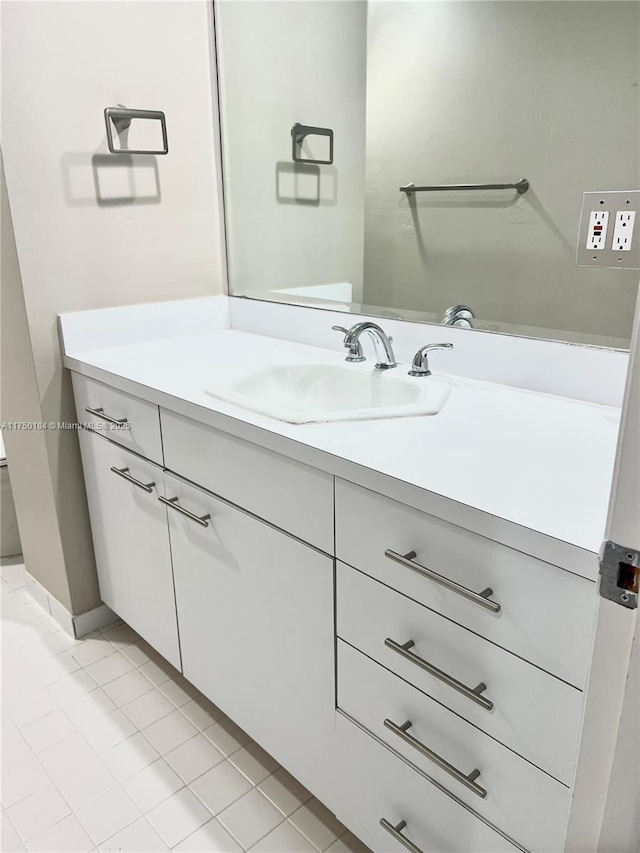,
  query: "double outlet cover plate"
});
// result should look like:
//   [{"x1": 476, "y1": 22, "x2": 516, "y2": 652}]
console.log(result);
[{"x1": 576, "y1": 190, "x2": 640, "y2": 269}]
